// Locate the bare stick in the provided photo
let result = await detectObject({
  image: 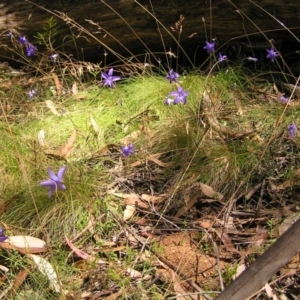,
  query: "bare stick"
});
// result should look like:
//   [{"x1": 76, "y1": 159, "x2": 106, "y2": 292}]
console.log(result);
[{"x1": 215, "y1": 216, "x2": 300, "y2": 300}]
